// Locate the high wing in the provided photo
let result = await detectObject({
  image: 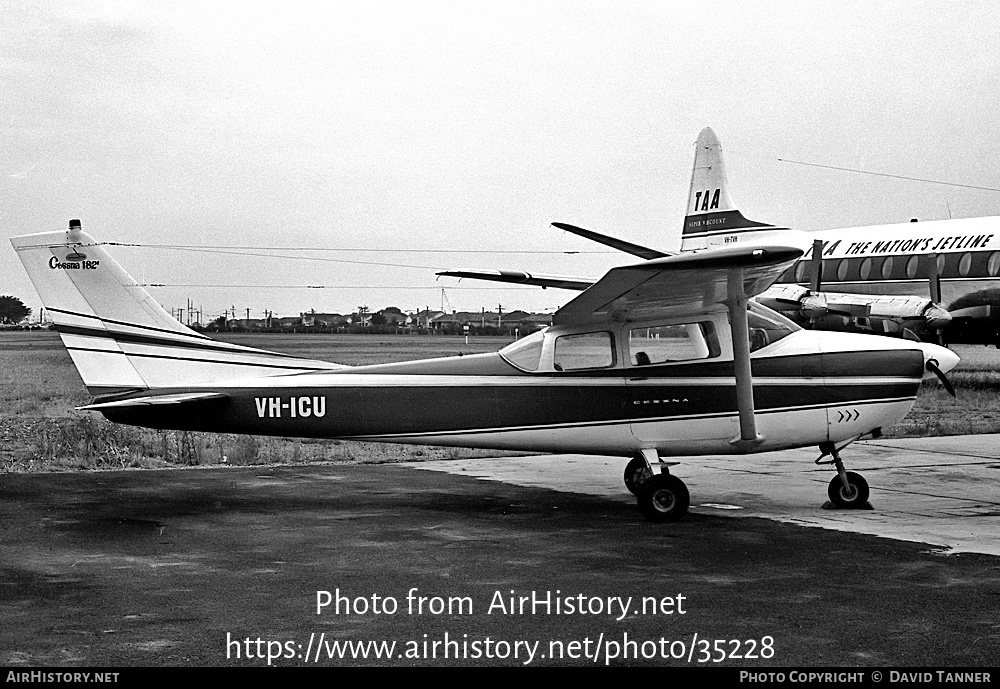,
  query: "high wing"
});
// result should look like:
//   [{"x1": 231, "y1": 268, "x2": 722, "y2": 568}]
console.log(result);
[
  {"x1": 551, "y1": 222, "x2": 671, "y2": 260},
  {"x1": 562, "y1": 243, "x2": 802, "y2": 450},
  {"x1": 436, "y1": 222, "x2": 671, "y2": 292},
  {"x1": 442, "y1": 244, "x2": 803, "y2": 325},
  {"x1": 436, "y1": 270, "x2": 593, "y2": 291},
  {"x1": 553, "y1": 244, "x2": 804, "y2": 326}
]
